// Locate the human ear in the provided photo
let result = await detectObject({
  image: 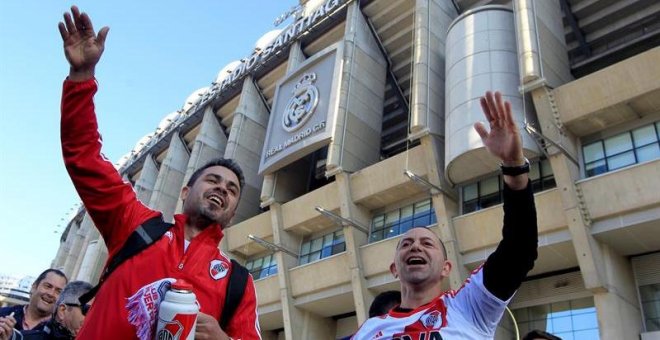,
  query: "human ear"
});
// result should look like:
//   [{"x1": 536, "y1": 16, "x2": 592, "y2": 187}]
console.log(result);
[{"x1": 389, "y1": 262, "x2": 398, "y2": 278}]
